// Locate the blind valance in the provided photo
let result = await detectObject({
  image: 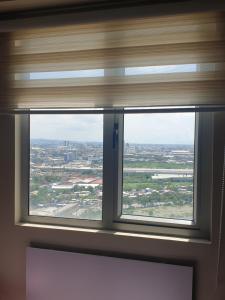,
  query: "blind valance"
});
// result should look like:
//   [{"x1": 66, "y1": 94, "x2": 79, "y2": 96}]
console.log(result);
[{"x1": 4, "y1": 11, "x2": 225, "y2": 108}]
